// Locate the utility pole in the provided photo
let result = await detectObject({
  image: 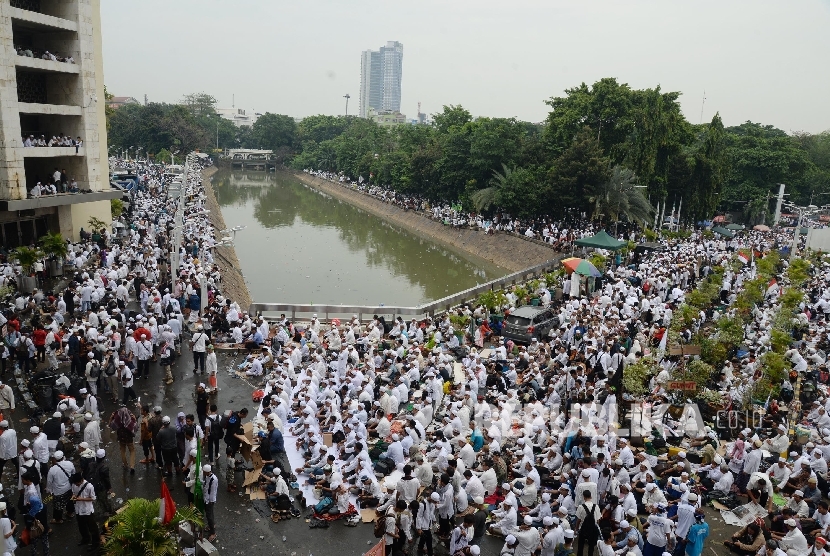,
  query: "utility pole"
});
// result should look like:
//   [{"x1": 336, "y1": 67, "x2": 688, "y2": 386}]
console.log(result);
[
  {"x1": 699, "y1": 91, "x2": 706, "y2": 125},
  {"x1": 773, "y1": 184, "x2": 786, "y2": 226},
  {"x1": 344, "y1": 94, "x2": 350, "y2": 117}
]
